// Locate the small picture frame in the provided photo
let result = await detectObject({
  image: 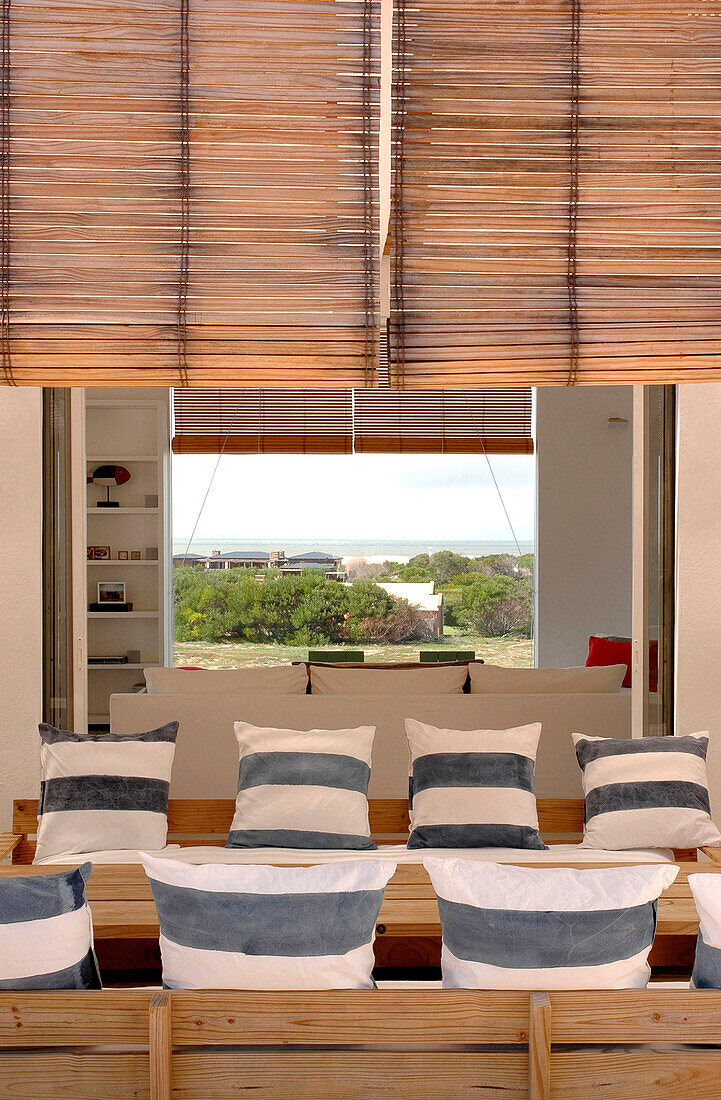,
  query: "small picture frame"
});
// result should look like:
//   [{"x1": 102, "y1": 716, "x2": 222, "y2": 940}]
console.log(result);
[
  {"x1": 118, "y1": 550, "x2": 129, "y2": 560},
  {"x1": 130, "y1": 550, "x2": 142, "y2": 560},
  {"x1": 97, "y1": 581, "x2": 126, "y2": 604},
  {"x1": 87, "y1": 546, "x2": 95, "y2": 560},
  {"x1": 93, "y1": 545, "x2": 111, "y2": 561}
]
